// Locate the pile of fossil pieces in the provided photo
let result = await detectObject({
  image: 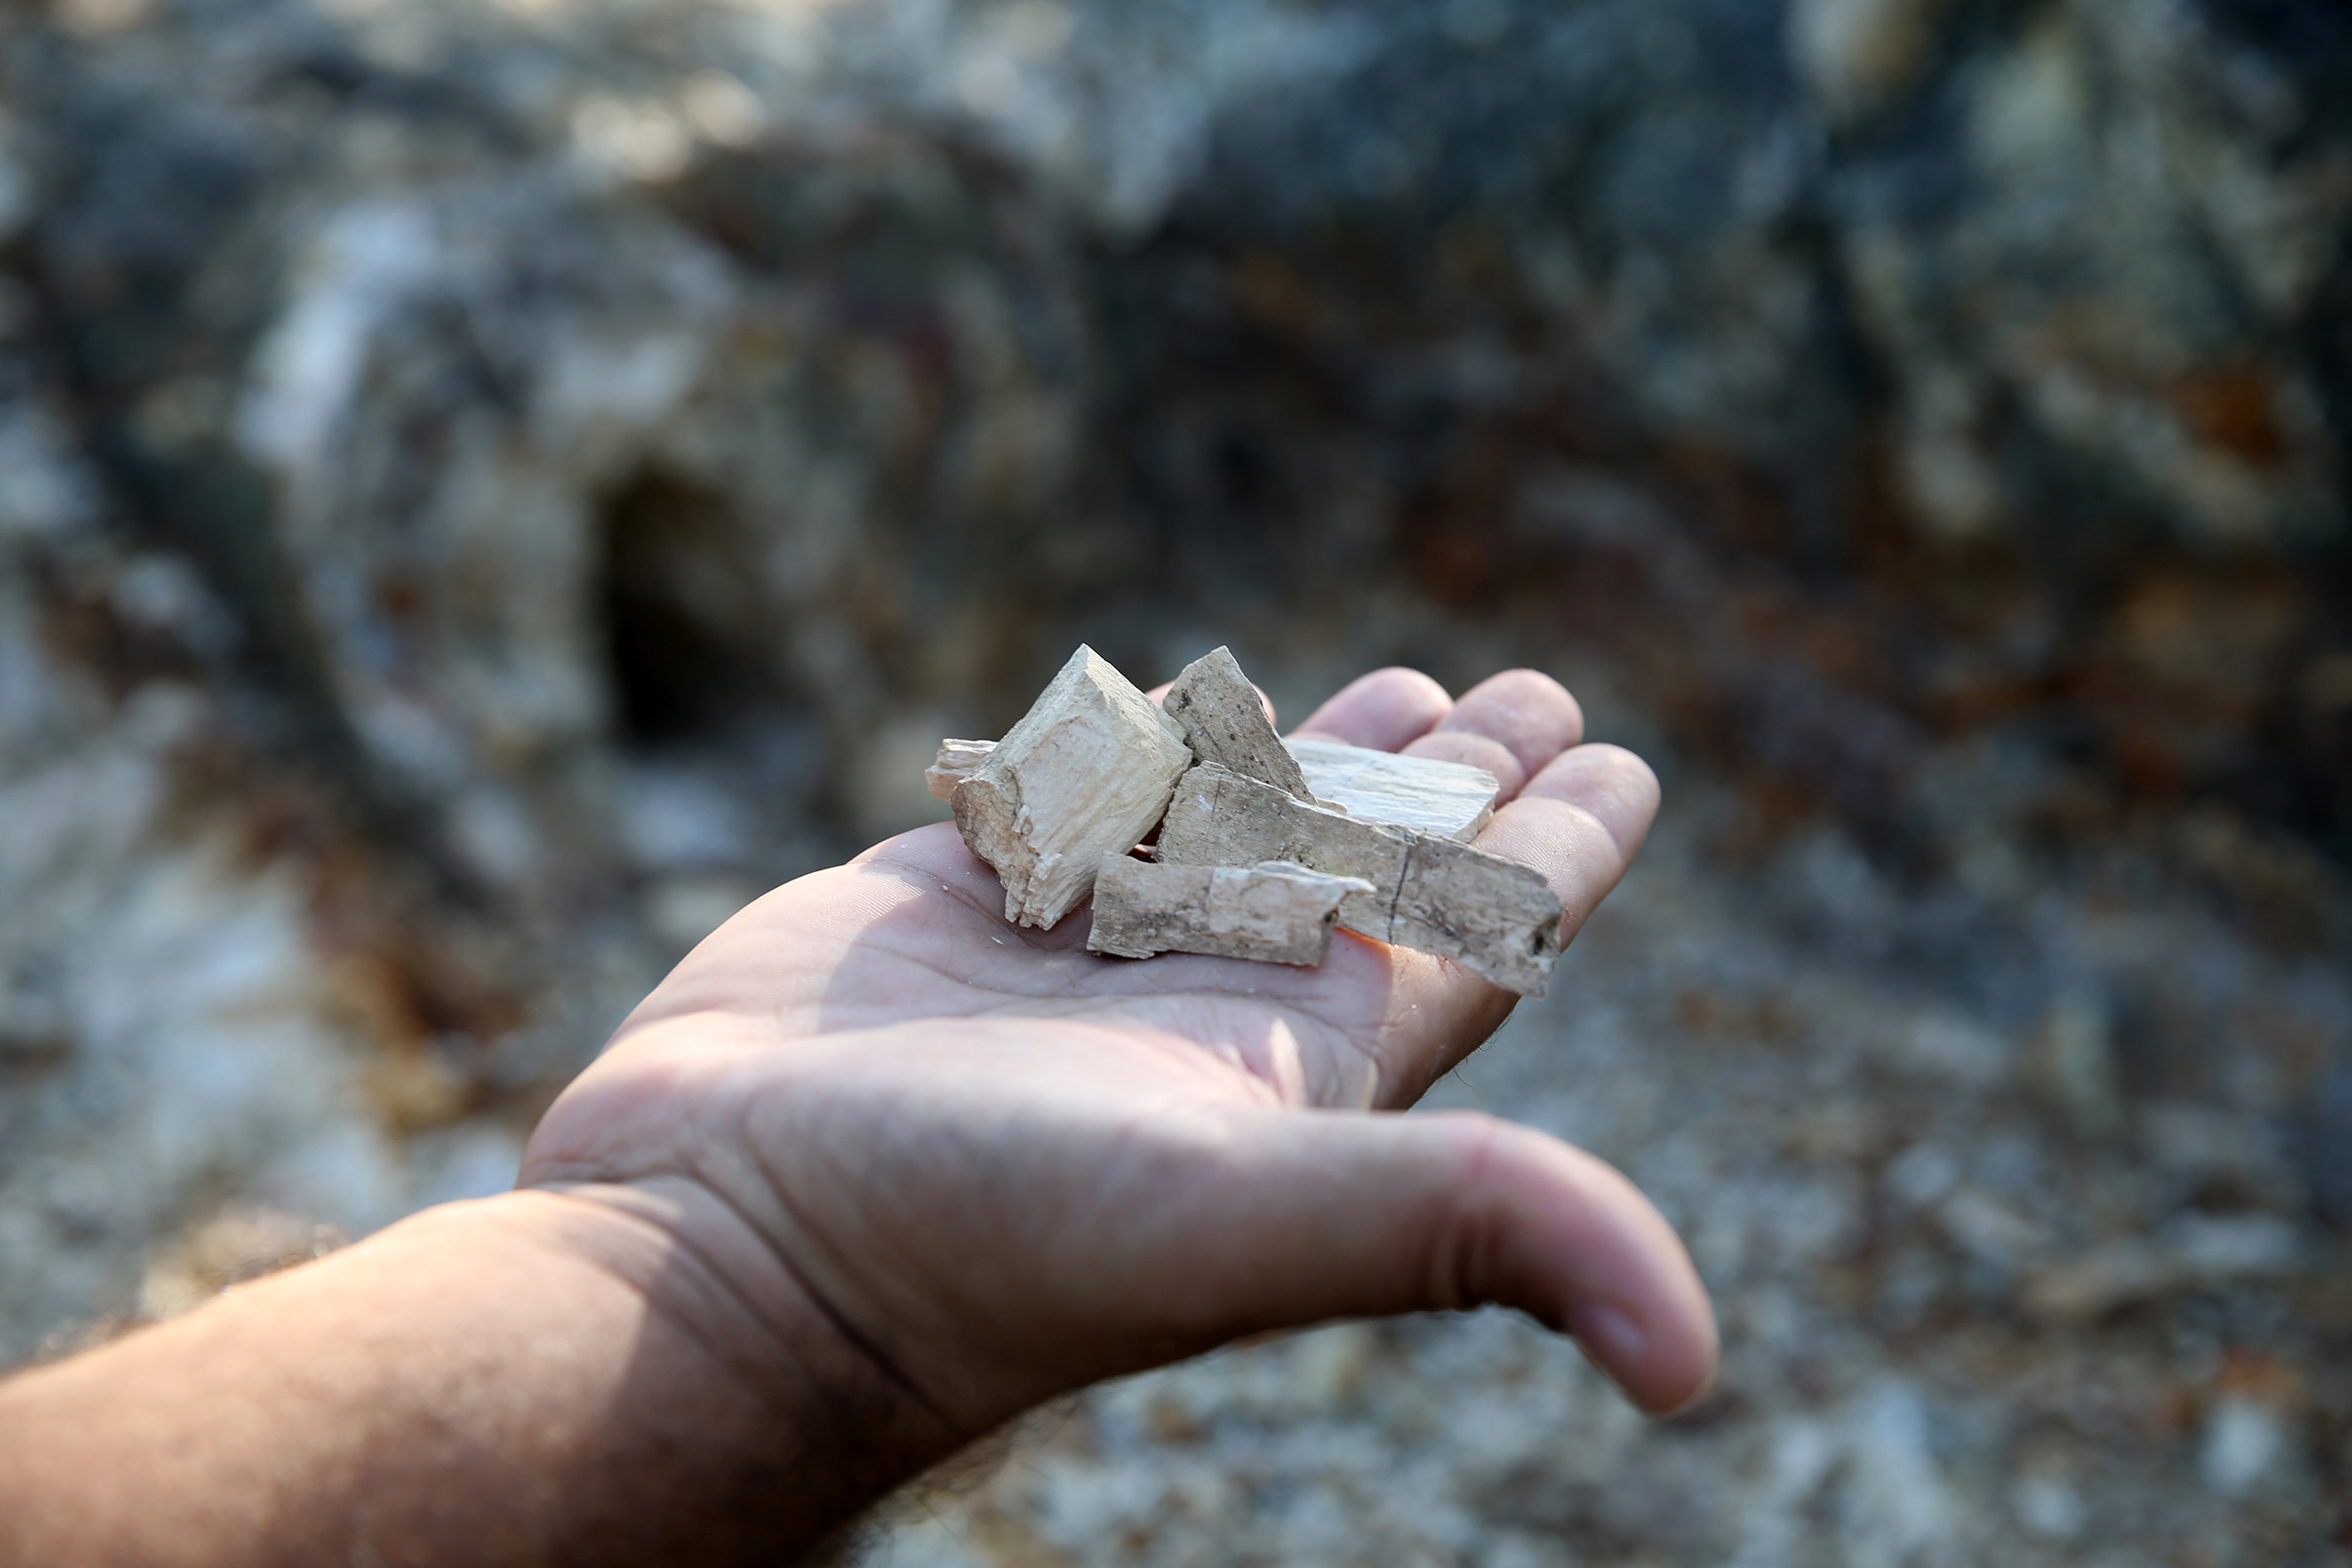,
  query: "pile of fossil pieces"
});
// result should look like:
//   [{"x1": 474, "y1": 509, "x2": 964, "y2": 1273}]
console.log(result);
[{"x1": 926, "y1": 646, "x2": 1564, "y2": 996}]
